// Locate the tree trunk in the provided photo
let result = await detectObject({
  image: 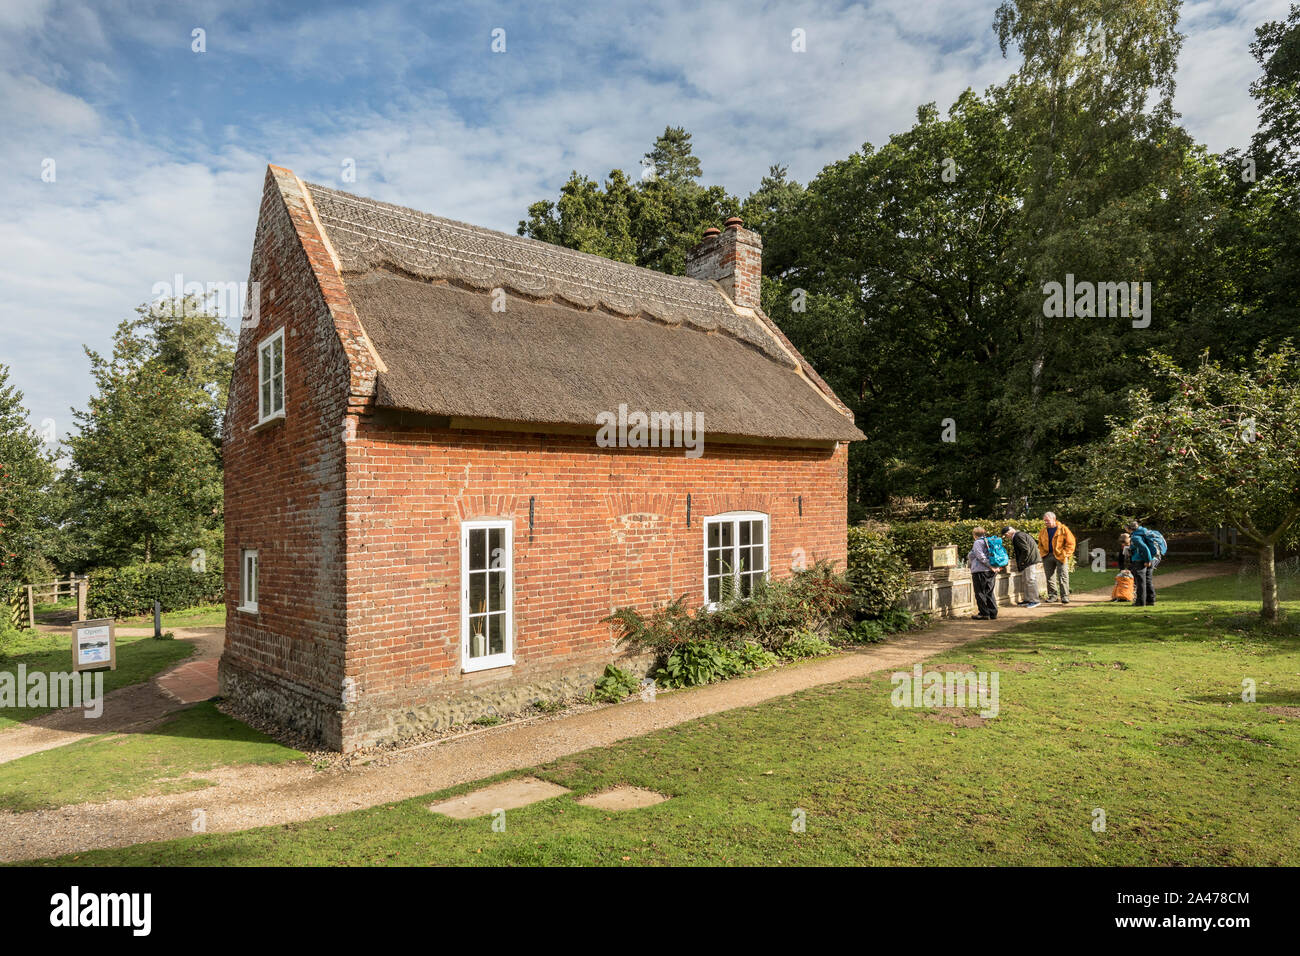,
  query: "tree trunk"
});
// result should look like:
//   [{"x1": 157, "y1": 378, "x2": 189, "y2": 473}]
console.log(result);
[{"x1": 1260, "y1": 542, "x2": 1280, "y2": 624}]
